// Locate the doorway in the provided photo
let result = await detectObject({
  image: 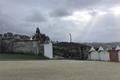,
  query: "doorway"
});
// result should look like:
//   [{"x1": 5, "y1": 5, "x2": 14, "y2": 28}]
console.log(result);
[{"x1": 109, "y1": 50, "x2": 118, "y2": 62}]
